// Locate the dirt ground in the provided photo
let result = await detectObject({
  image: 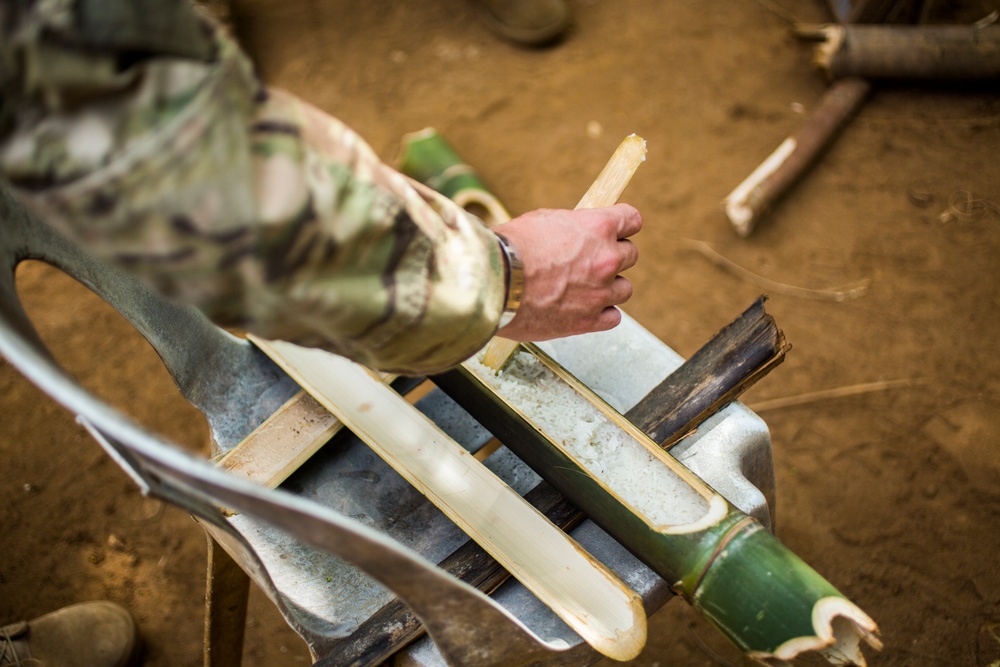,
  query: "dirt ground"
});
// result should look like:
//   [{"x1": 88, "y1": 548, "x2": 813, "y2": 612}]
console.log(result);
[{"x1": 2, "y1": 0, "x2": 999, "y2": 665}]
